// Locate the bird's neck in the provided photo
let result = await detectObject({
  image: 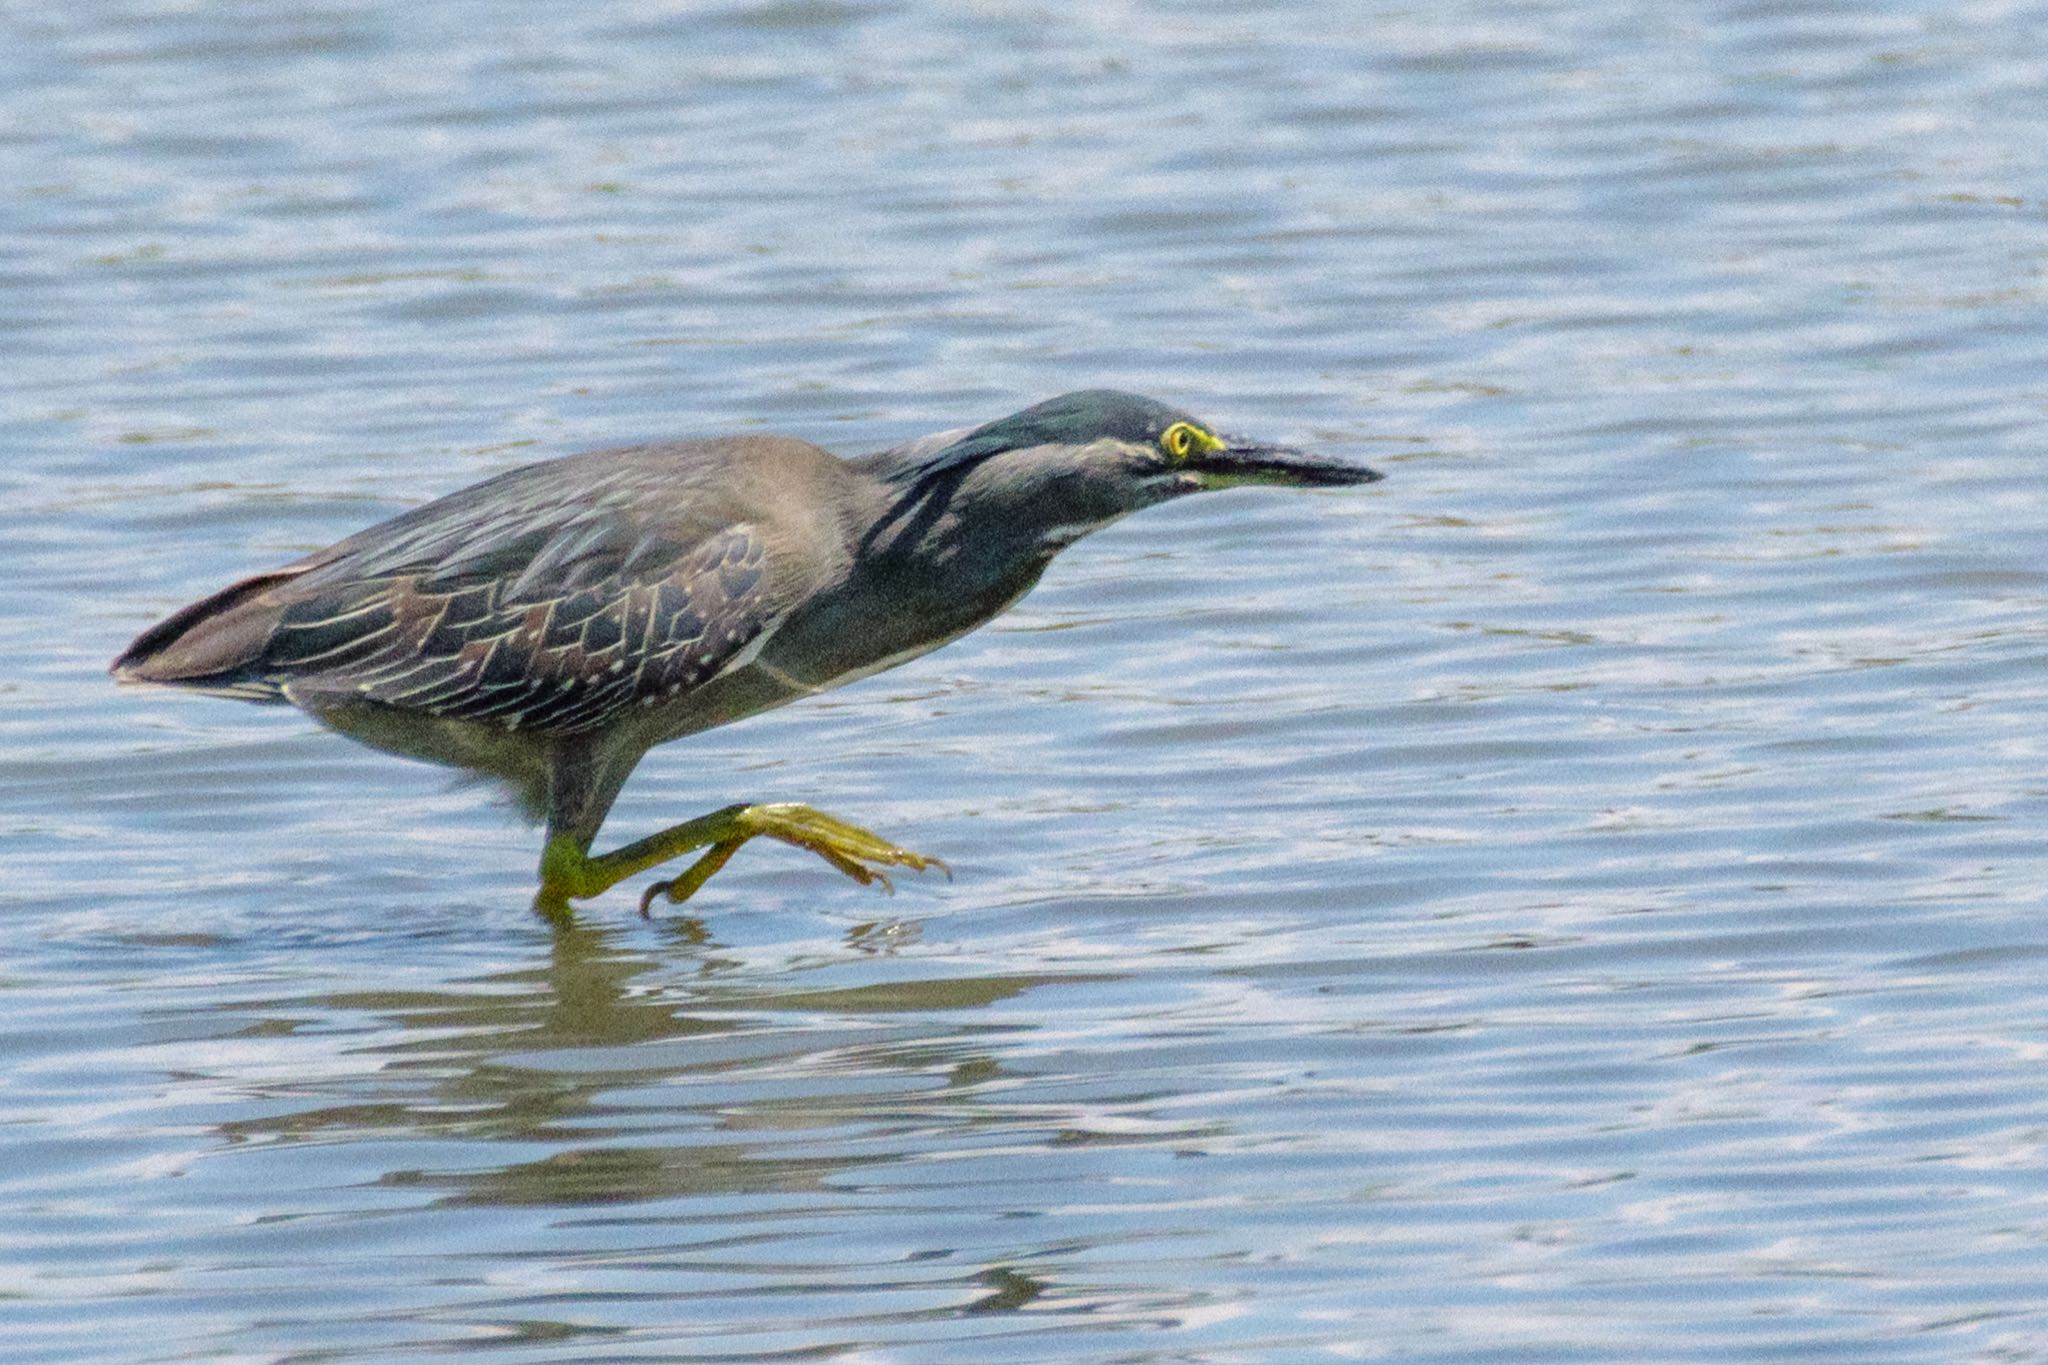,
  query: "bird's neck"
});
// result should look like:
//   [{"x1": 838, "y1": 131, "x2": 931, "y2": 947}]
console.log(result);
[
  {"x1": 865, "y1": 470, "x2": 1060, "y2": 620},
  {"x1": 754, "y1": 465, "x2": 1065, "y2": 693}
]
